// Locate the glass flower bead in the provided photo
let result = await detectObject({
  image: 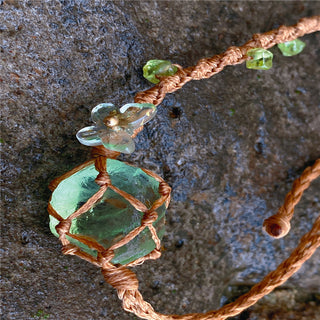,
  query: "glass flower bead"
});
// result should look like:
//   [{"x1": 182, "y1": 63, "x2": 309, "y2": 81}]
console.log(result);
[
  {"x1": 76, "y1": 103, "x2": 156, "y2": 154},
  {"x1": 277, "y1": 39, "x2": 306, "y2": 56},
  {"x1": 143, "y1": 60, "x2": 178, "y2": 84},
  {"x1": 246, "y1": 48, "x2": 273, "y2": 70}
]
